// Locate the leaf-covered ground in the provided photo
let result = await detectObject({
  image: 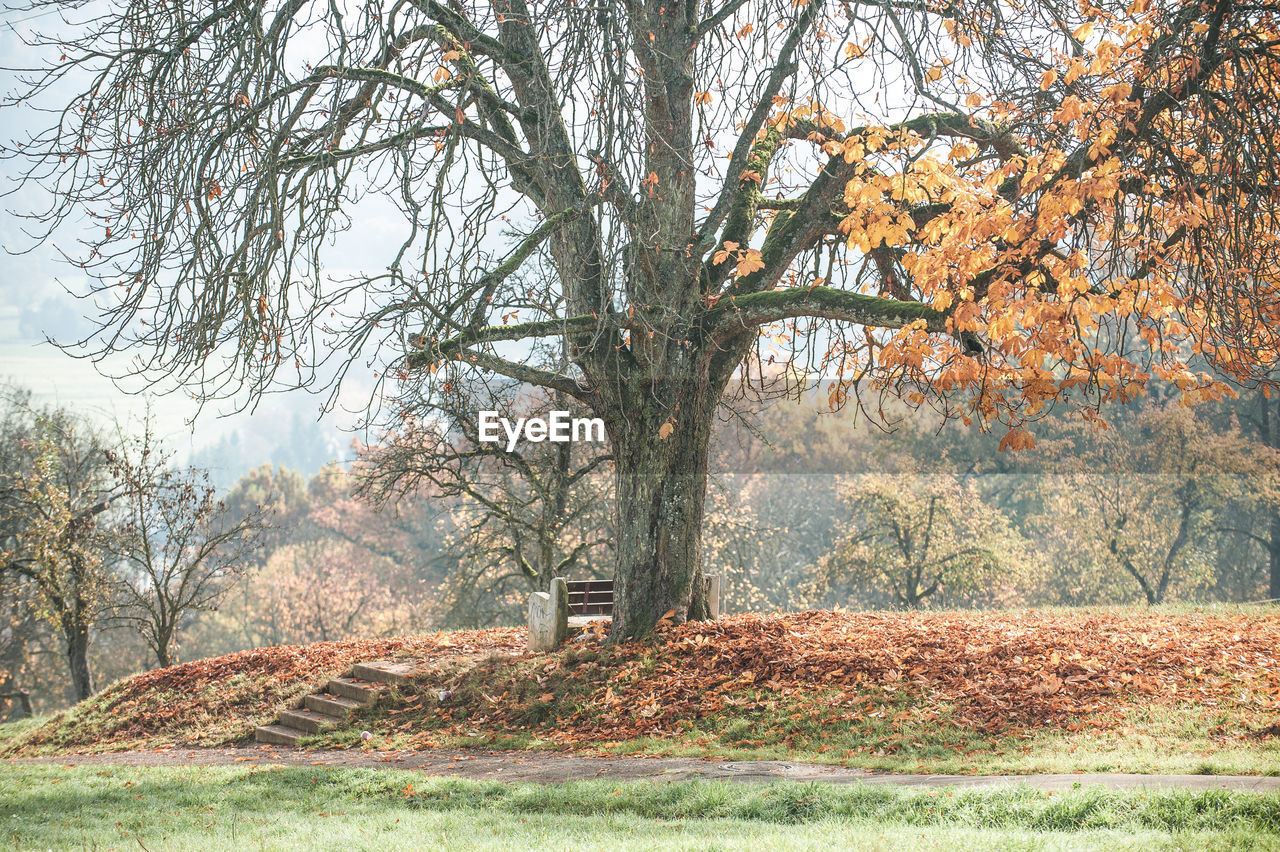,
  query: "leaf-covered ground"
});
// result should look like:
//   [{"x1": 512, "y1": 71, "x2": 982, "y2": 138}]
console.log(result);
[
  {"x1": 499, "y1": 609, "x2": 1280, "y2": 737},
  {"x1": 5, "y1": 609, "x2": 1280, "y2": 774},
  {"x1": 2, "y1": 629, "x2": 523, "y2": 755}
]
